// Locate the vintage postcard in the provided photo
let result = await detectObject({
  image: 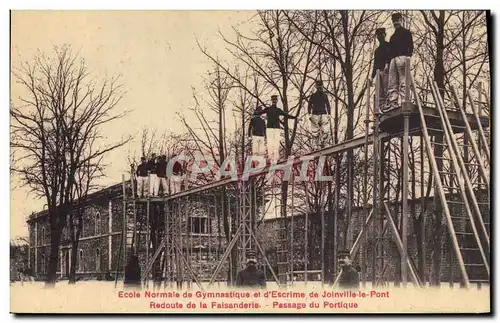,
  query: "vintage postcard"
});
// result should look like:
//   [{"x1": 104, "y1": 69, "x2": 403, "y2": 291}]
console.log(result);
[{"x1": 10, "y1": 9, "x2": 491, "y2": 314}]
